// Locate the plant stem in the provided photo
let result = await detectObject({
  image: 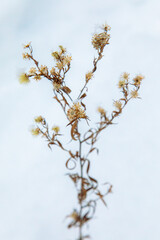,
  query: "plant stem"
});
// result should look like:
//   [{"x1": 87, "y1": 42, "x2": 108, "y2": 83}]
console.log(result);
[{"x1": 79, "y1": 139, "x2": 83, "y2": 240}]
